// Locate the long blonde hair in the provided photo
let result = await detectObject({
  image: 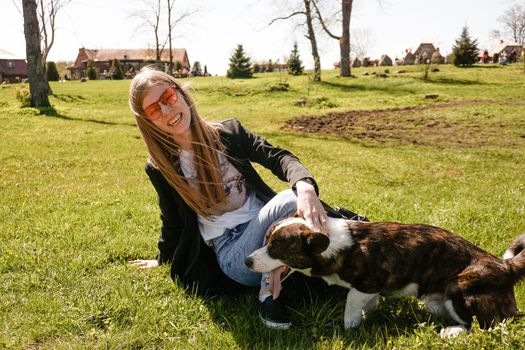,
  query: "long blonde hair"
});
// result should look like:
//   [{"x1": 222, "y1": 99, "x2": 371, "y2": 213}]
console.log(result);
[{"x1": 129, "y1": 66, "x2": 227, "y2": 218}]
